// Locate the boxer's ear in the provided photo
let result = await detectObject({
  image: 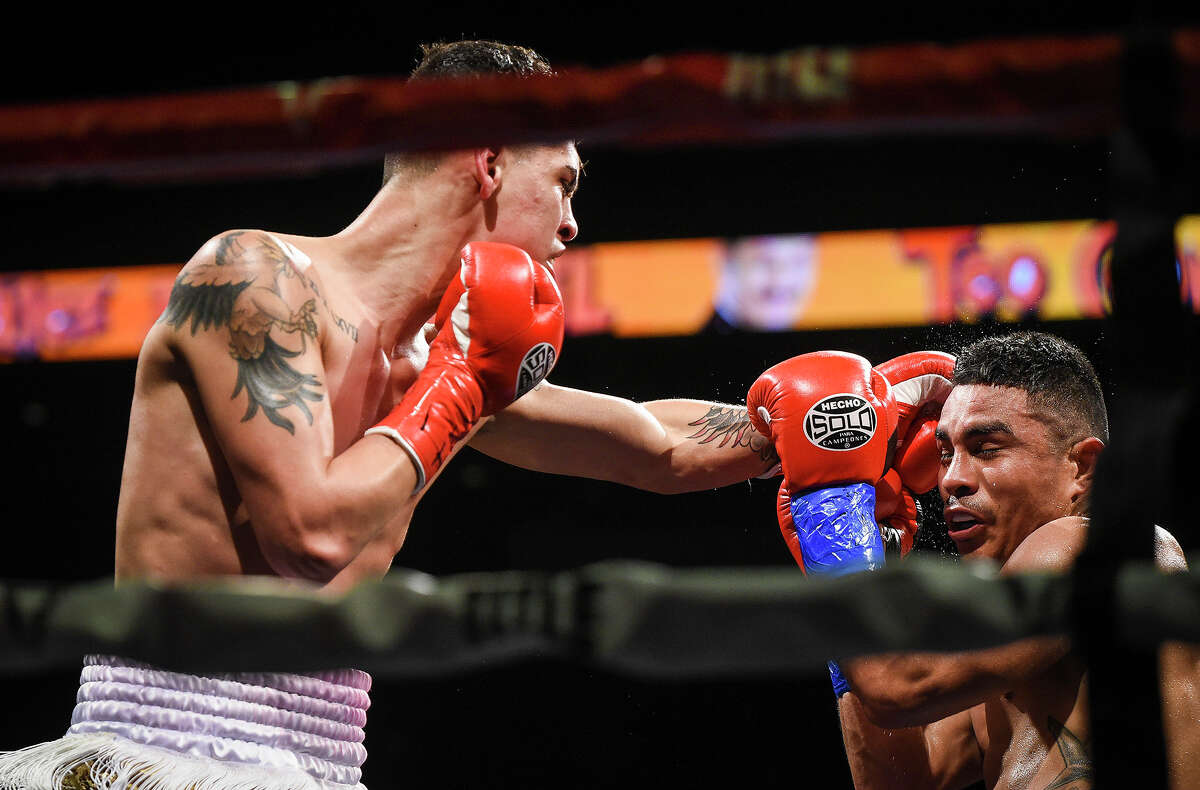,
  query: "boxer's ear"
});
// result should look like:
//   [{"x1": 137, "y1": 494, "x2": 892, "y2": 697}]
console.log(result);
[
  {"x1": 1067, "y1": 436, "x2": 1104, "y2": 507},
  {"x1": 473, "y1": 147, "x2": 502, "y2": 200}
]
